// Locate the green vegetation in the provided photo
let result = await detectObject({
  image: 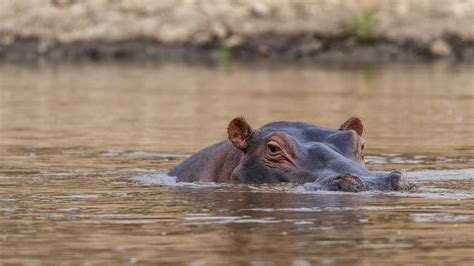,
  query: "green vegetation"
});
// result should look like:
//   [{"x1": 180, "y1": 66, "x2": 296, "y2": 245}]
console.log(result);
[
  {"x1": 344, "y1": 10, "x2": 379, "y2": 43},
  {"x1": 216, "y1": 46, "x2": 232, "y2": 63}
]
